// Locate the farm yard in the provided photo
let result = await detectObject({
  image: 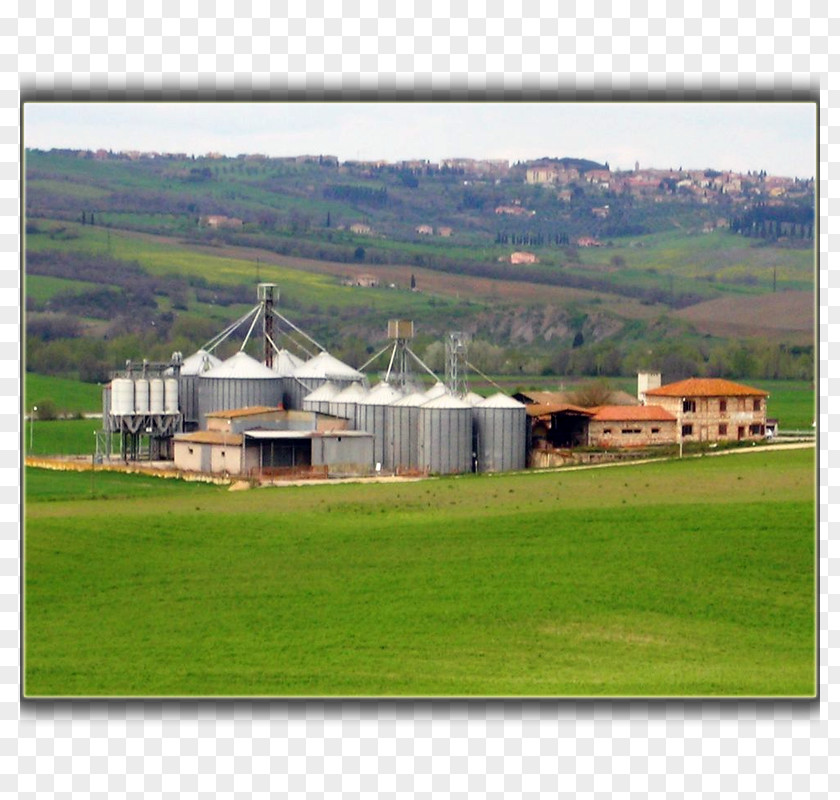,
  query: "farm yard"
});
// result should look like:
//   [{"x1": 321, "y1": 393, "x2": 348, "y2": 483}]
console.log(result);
[{"x1": 23, "y1": 446, "x2": 815, "y2": 697}]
